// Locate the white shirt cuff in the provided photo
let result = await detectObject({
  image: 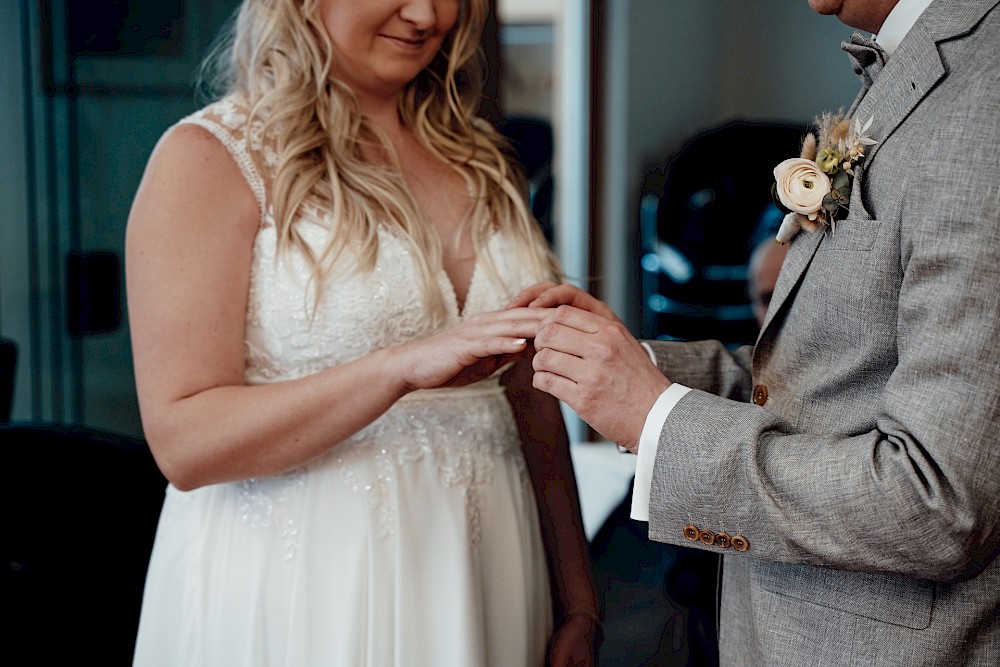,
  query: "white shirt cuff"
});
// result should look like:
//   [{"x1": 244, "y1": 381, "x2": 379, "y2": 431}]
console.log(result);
[{"x1": 630, "y1": 382, "x2": 691, "y2": 522}]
